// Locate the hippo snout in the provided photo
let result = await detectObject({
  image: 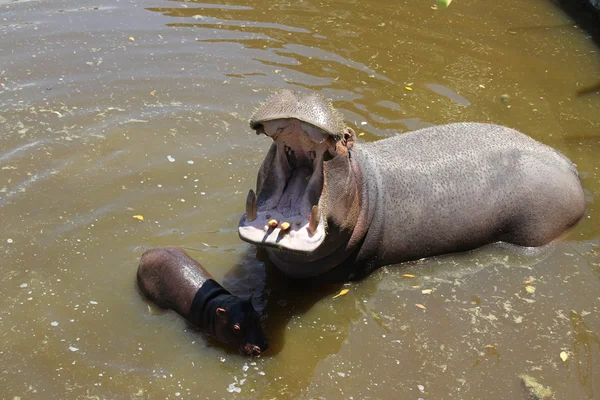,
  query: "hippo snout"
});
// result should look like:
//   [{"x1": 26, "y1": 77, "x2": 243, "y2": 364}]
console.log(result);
[{"x1": 242, "y1": 343, "x2": 265, "y2": 357}]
